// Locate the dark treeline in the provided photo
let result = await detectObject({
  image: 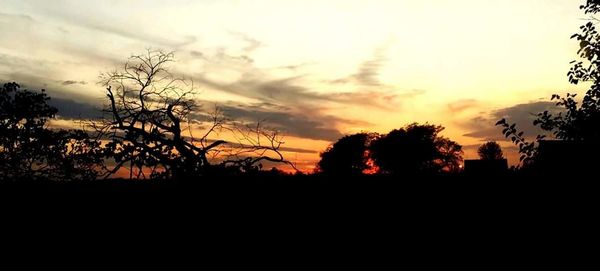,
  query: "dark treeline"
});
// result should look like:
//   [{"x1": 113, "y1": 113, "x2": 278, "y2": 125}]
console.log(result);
[{"x1": 1, "y1": 1, "x2": 600, "y2": 185}]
